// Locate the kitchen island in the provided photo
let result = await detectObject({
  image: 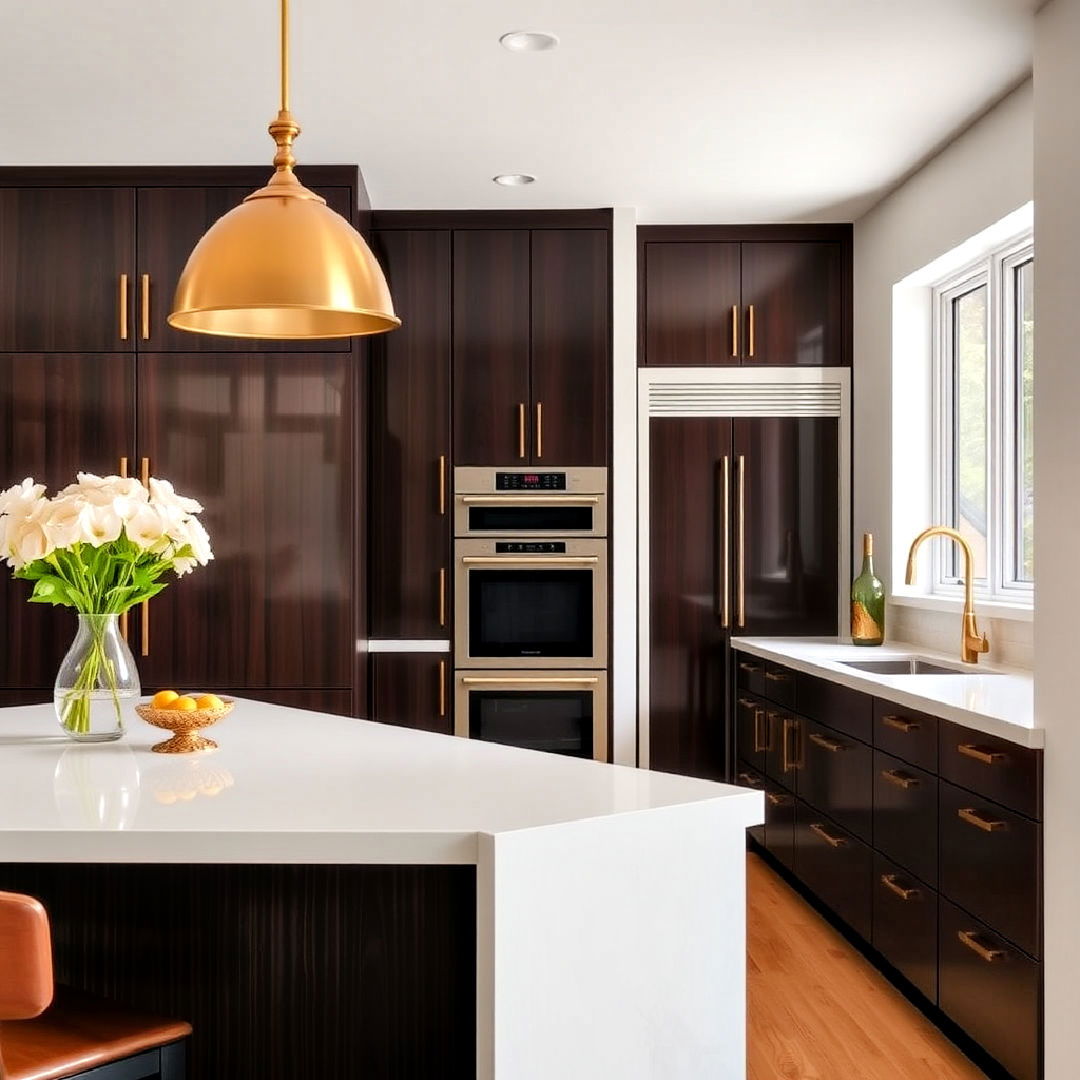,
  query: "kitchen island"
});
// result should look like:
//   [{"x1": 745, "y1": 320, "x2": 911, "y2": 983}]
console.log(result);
[{"x1": 0, "y1": 699, "x2": 761, "y2": 1080}]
